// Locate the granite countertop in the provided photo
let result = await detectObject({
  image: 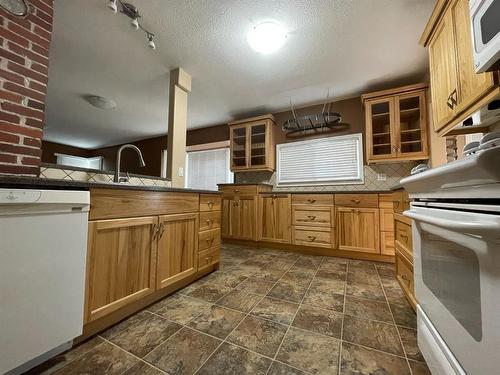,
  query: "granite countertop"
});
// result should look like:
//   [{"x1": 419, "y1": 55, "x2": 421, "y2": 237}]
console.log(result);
[
  {"x1": 0, "y1": 176, "x2": 221, "y2": 194},
  {"x1": 218, "y1": 183, "x2": 273, "y2": 187},
  {"x1": 259, "y1": 190, "x2": 395, "y2": 194}
]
